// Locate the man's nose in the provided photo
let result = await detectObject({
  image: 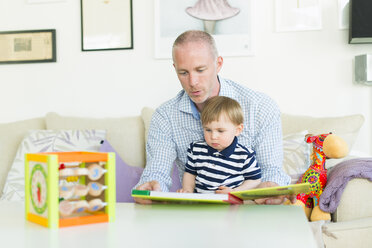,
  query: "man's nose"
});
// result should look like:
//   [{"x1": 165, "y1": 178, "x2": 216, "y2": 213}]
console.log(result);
[{"x1": 189, "y1": 73, "x2": 198, "y2": 86}]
